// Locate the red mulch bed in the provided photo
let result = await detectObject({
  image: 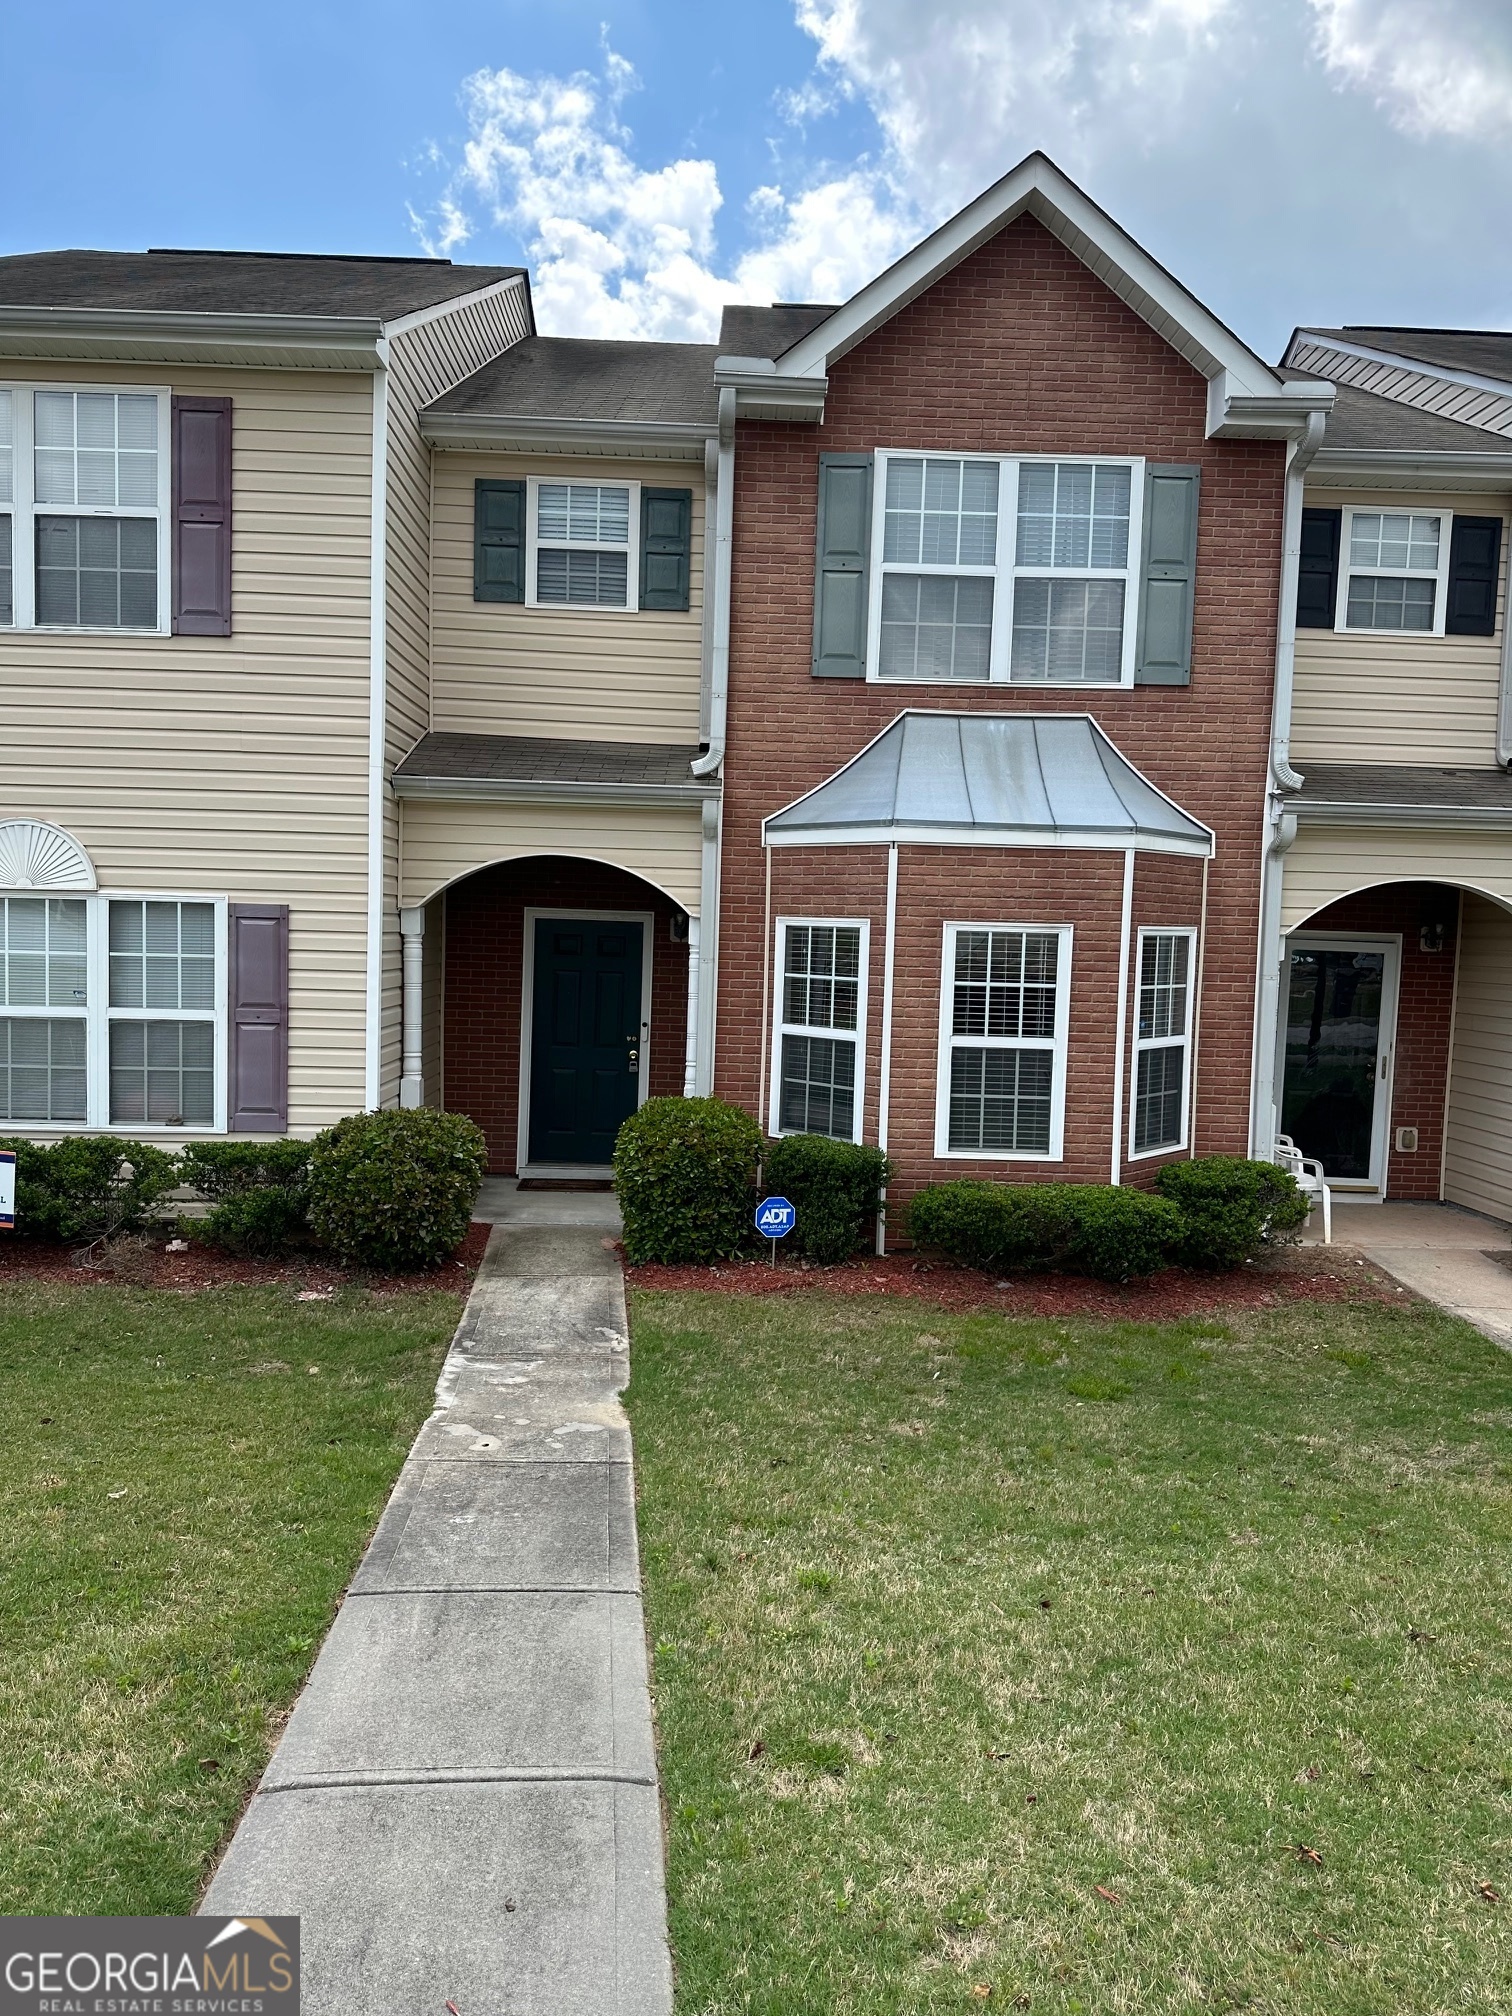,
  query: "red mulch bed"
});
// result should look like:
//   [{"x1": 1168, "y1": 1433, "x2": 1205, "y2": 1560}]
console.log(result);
[
  {"x1": 625, "y1": 1243, "x2": 1406, "y2": 1320},
  {"x1": 0, "y1": 1219, "x2": 492, "y2": 1294}
]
